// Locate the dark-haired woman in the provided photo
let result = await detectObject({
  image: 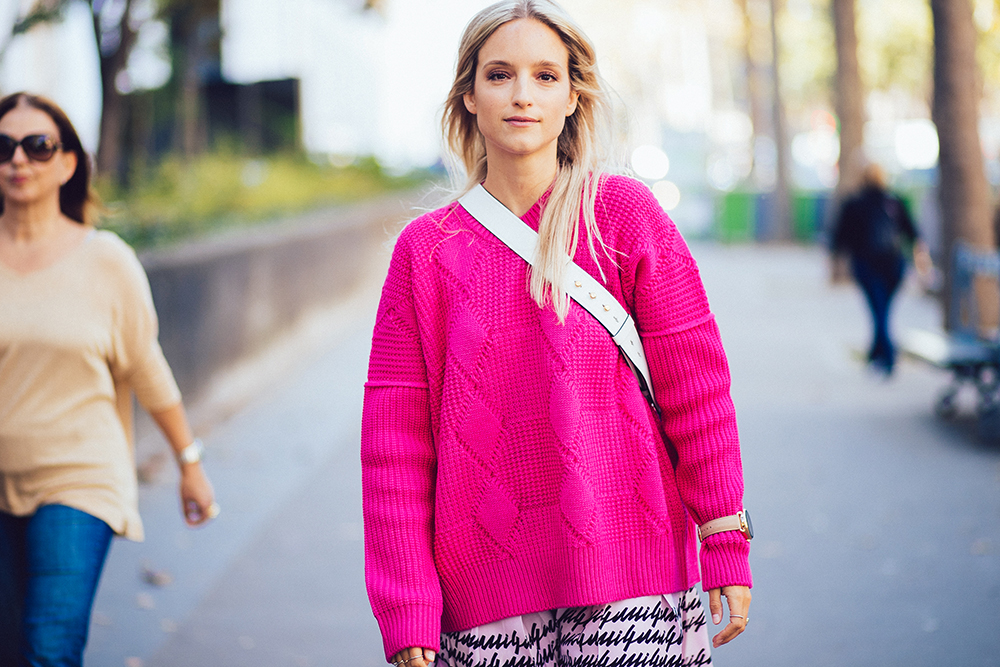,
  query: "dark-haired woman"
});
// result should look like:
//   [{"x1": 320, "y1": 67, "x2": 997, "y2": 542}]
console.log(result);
[{"x1": 0, "y1": 92, "x2": 217, "y2": 666}]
